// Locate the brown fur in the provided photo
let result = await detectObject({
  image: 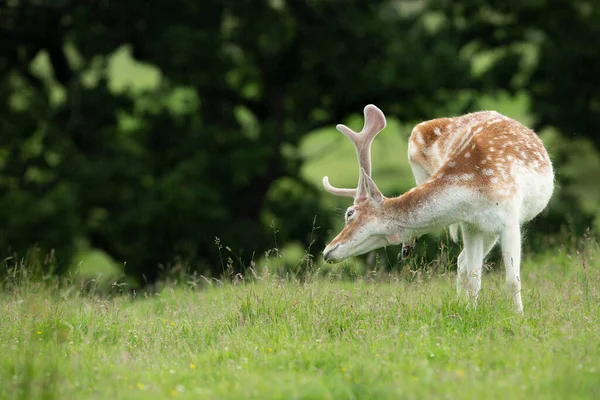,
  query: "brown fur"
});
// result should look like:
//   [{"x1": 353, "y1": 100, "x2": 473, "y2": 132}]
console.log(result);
[{"x1": 408, "y1": 111, "x2": 551, "y2": 202}]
